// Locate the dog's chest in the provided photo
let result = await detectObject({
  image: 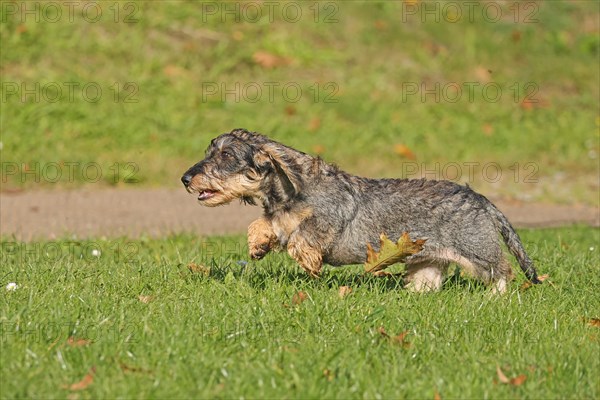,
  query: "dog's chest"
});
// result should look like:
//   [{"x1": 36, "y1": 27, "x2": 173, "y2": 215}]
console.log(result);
[{"x1": 270, "y1": 208, "x2": 312, "y2": 246}]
